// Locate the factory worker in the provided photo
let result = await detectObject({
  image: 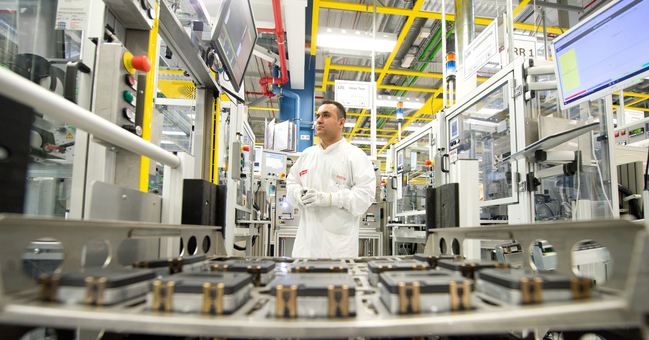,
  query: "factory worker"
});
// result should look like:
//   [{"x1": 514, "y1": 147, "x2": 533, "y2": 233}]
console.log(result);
[{"x1": 286, "y1": 99, "x2": 376, "y2": 258}]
